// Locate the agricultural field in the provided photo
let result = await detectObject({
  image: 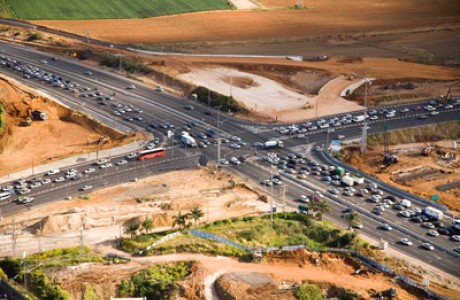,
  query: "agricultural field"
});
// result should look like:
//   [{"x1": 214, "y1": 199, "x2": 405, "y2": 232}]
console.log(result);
[{"x1": 0, "y1": 0, "x2": 232, "y2": 20}]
